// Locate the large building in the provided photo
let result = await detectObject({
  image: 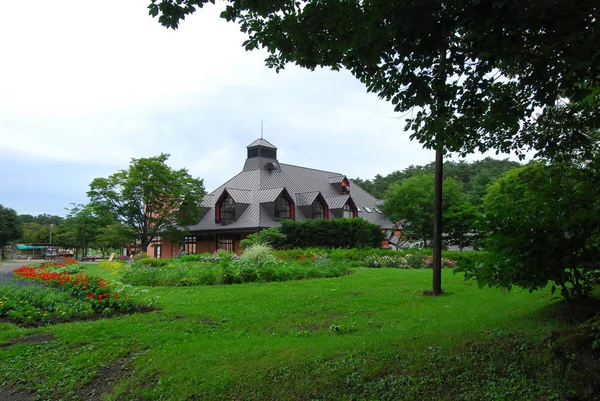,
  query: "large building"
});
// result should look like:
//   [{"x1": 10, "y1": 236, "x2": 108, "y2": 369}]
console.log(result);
[{"x1": 149, "y1": 138, "x2": 392, "y2": 258}]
